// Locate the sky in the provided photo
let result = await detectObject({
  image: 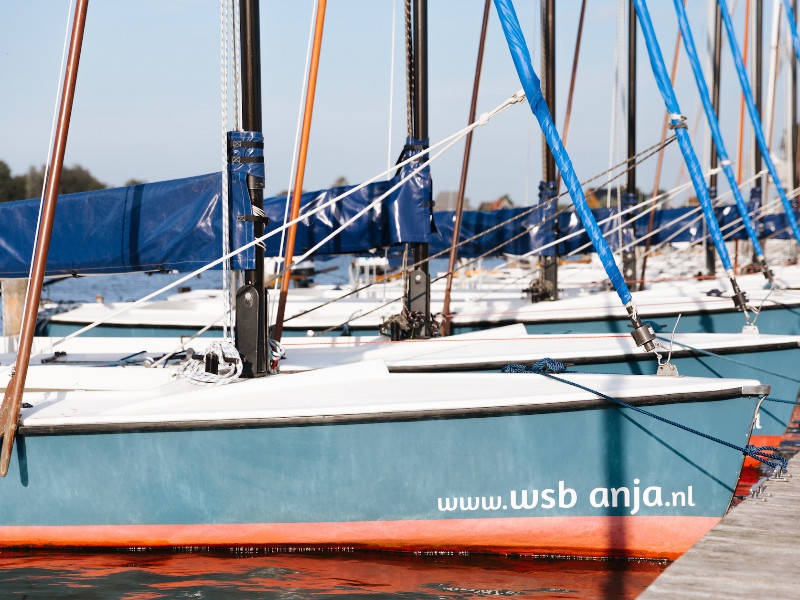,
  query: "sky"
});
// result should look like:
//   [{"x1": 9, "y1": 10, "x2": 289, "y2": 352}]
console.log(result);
[{"x1": 0, "y1": 1, "x2": 795, "y2": 209}]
